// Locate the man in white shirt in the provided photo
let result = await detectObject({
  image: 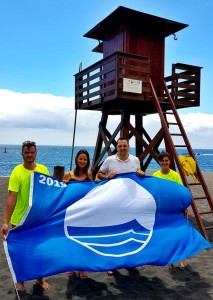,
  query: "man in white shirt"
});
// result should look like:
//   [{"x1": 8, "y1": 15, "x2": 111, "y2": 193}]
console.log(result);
[
  {"x1": 98, "y1": 137, "x2": 144, "y2": 179},
  {"x1": 97, "y1": 137, "x2": 145, "y2": 275}
]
